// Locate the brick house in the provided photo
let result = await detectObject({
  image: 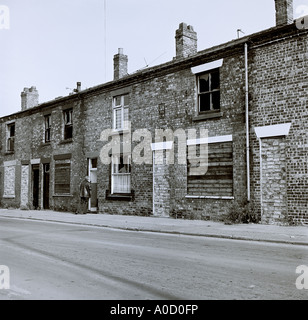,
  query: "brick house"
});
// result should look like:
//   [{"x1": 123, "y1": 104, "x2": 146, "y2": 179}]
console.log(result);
[{"x1": 0, "y1": 0, "x2": 307, "y2": 224}]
